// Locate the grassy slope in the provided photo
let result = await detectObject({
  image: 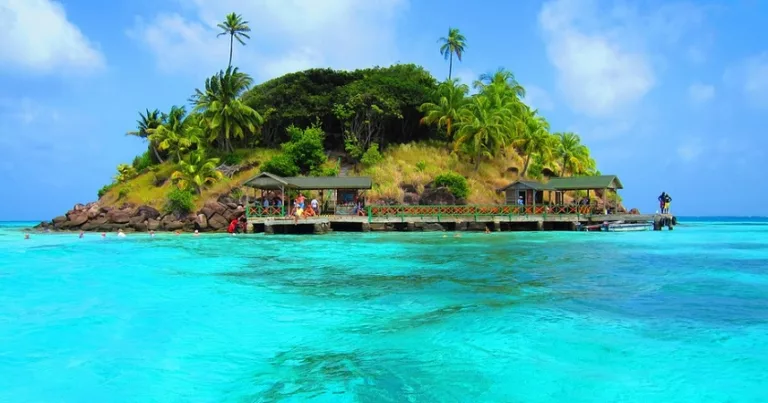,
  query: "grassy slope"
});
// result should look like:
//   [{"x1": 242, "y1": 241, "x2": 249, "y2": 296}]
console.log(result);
[{"x1": 100, "y1": 142, "x2": 545, "y2": 209}]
